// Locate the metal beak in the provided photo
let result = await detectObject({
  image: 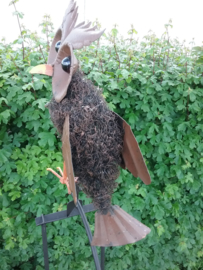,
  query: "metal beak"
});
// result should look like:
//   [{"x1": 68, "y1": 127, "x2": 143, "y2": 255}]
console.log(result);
[{"x1": 29, "y1": 64, "x2": 53, "y2": 76}]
